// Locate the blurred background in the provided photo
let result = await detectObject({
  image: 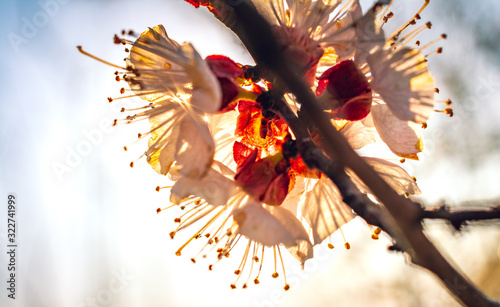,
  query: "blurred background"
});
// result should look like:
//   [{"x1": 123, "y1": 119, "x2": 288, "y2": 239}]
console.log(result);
[{"x1": 0, "y1": 0, "x2": 499, "y2": 306}]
